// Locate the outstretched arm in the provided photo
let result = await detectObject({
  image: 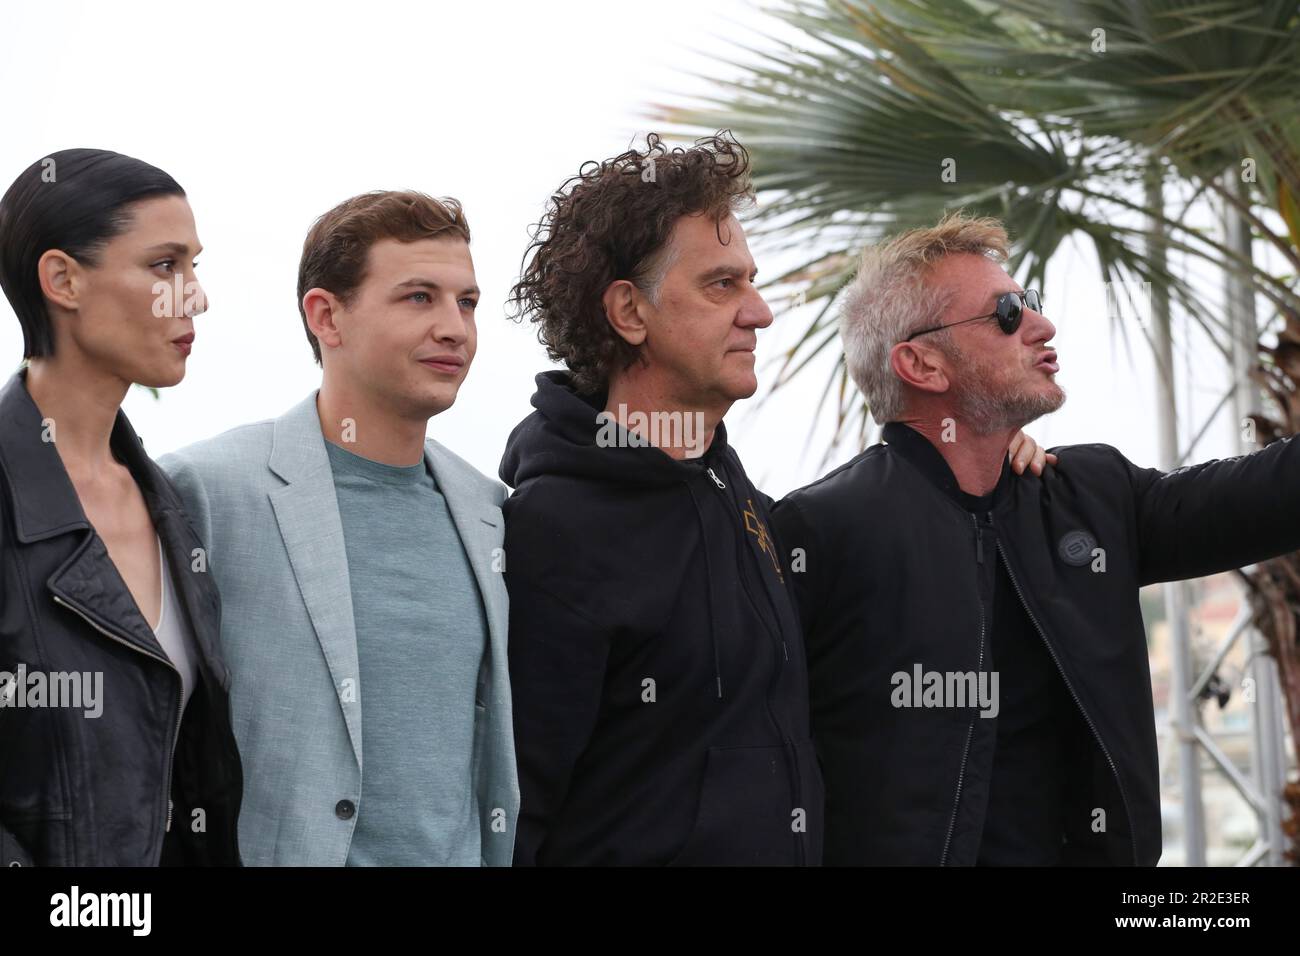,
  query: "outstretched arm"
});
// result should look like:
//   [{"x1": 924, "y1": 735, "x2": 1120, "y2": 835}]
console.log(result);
[{"x1": 1119, "y1": 437, "x2": 1300, "y2": 584}]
